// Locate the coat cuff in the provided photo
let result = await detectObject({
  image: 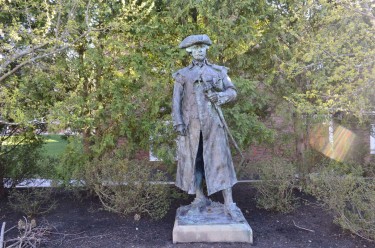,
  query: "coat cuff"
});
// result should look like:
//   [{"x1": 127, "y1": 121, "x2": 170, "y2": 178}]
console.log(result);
[{"x1": 217, "y1": 88, "x2": 236, "y2": 105}]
